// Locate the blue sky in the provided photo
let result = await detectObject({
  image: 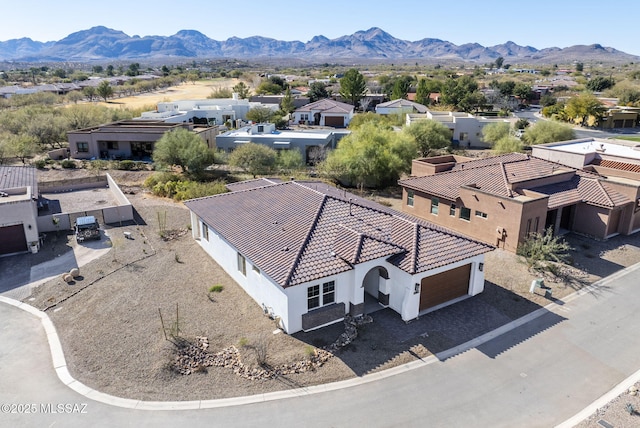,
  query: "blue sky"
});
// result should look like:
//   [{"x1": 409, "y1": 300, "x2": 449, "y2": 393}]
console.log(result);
[{"x1": 2, "y1": 0, "x2": 639, "y2": 56}]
